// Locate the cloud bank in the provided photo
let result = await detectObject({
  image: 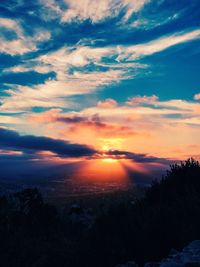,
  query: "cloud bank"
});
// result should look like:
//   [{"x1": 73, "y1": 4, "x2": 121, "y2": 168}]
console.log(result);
[{"x1": 0, "y1": 127, "x2": 96, "y2": 158}]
